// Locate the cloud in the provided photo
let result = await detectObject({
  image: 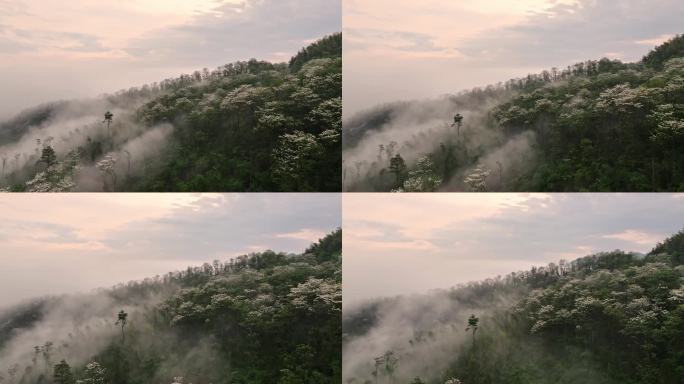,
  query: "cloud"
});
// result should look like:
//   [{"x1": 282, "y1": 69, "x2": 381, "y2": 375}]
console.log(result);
[
  {"x1": 0, "y1": 0, "x2": 340, "y2": 120},
  {"x1": 344, "y1": 193, "x2": 684, "y2": 304},
  {"x1": 345, "y1": 28, "x2": 463, "y2": 59},
  {"x1": 0, "y1": 0, "x2": 30, "y2": 17},
  {"x1": 459, "y1": 0, "x2": 684, "y2": 66},
  {"x1": 545, "y1": 245, "x2": 596, "y2": 260},
  {"x1": 0, "y1": 193, "x2": 341, "y2": 307},
  {"x1": 276, "y1": 228, "x2": 329, "y2": 241},
  {"x1": 602, "y1": 230, "x2": 666, "y2": 246},
  {"x1": 635, "y1": 33, "x2": 675, "y2": 46},
  {"x1": 126, "y1": 0, "x2": 341, "y2": 65},
  {"x1": 343, "y1": 0, "x2": 683, "y2": 117},
  {"x1": 95, "y1": 193, "x2": 341, "y2": 261}
]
